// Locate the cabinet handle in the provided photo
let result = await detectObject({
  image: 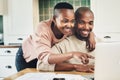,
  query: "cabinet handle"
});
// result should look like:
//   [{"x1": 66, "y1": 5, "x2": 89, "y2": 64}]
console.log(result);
[
  {"x1": 17, "y1": 38, "x2": 23, "y2": 40},
  {"x1": 5, "y1": 65, "x2": 12, "y2": 69},
  {"x1": 5, "y1": 50, "x2": 11, "y2": 53},
  {"x1": 104, "y1": 36, "x2": 111, "y2": 38}
]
